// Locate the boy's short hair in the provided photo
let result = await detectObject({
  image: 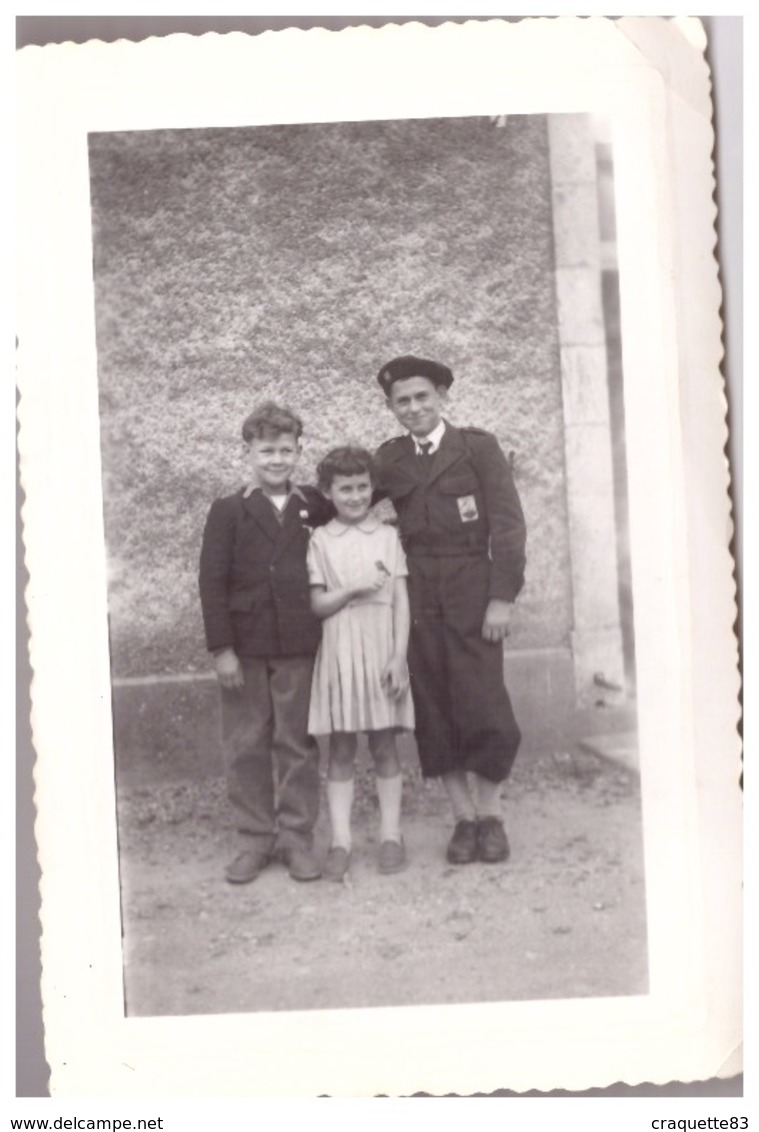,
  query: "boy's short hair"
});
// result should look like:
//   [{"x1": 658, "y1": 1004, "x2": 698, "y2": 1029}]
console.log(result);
[
  {"x1": 242, "y1": 401, "x2": 303, "y2": 443},
  {"x1": 316, "y1": 446, "x2": 376, "y2": 492}
]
